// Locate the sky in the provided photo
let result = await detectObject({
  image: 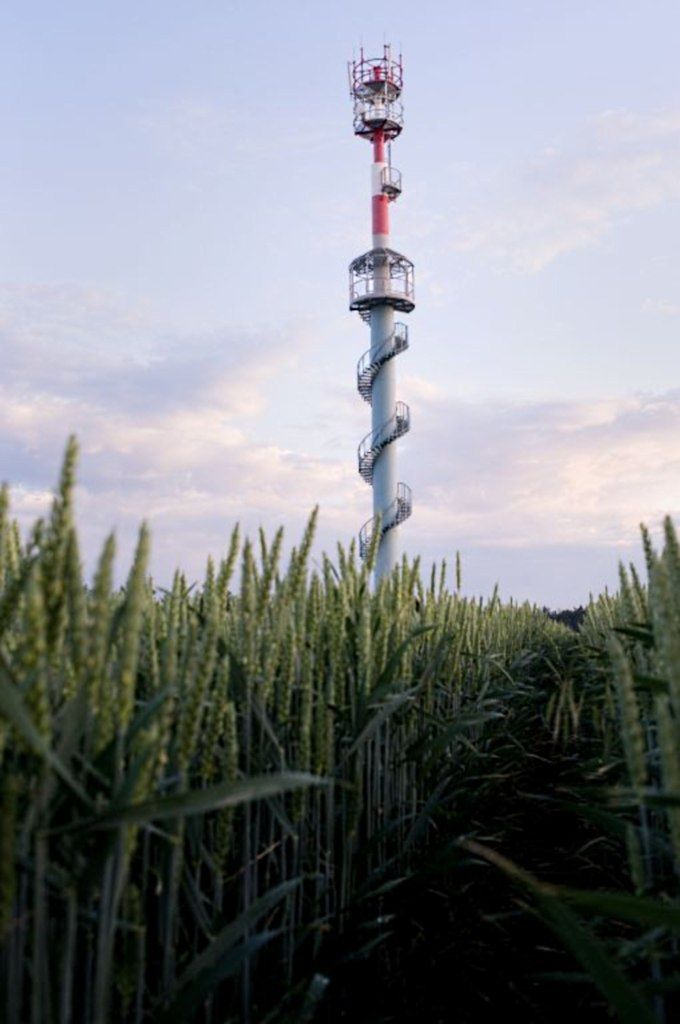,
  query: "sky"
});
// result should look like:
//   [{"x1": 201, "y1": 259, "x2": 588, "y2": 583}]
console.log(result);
[{"x1": 1, "y1": 0, "x2": 680, "y2": 607}]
